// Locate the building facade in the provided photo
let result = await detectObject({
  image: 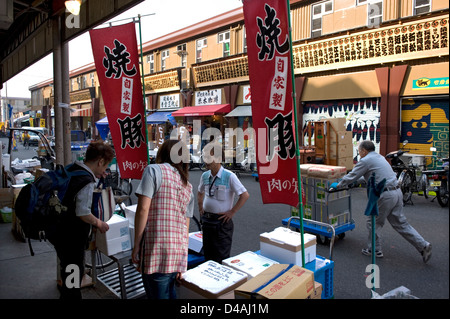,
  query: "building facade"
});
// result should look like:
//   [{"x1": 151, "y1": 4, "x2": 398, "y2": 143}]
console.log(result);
[{"x1": 29, "y1": 0, "x2": 449, "y2": 167}]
